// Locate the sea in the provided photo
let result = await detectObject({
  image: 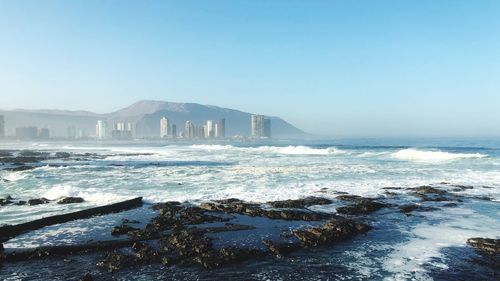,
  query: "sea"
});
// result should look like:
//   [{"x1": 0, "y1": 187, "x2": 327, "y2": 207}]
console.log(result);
[{"x1": 0, "y1": 138, "x2": 499, "y2": 280}]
